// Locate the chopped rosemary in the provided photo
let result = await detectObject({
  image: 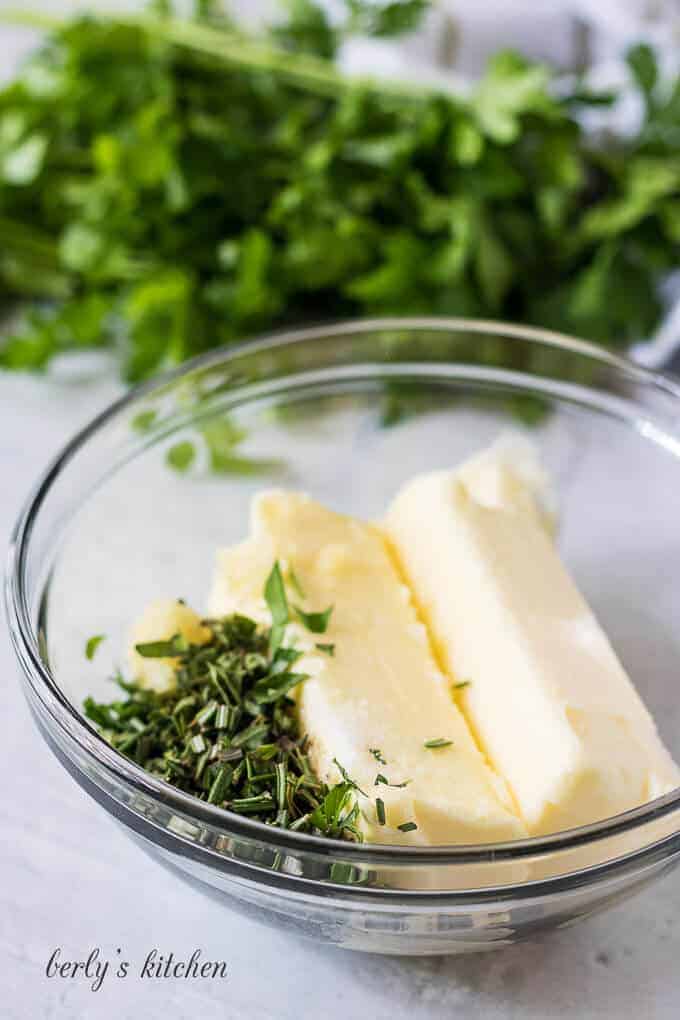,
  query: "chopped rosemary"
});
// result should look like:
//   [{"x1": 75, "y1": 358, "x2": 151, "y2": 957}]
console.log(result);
[
  {"x1": 398, "y1": 821, "x2": 418, "y2": 833},
  {"x1": 452, "y1": 681, "x2": 471, "y2": 691},
  {"x1": 423, "y1": 738, "x2": 453, "y2": 749},
  {"x1": 315, "y1": 642, "x2": 335, "y2": 656},
  {"x1": 369, "y1": 747, "x2": 387, "y2": 765},
  {"x1": 332, "y1": 757, "x2": 368, "y2": 797},
  {"x1": 85, "y1": 634, "x2": 106, "y2": 661},
  {"x1": 83, "y1": 566, "x2": 362, "y2": 842},
  {"x1": 375, "y1": 773, "x2": 411, "y2": 789},
  {"x1": 376, "y1": 797, "x2": 386, "y2": 826}
]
